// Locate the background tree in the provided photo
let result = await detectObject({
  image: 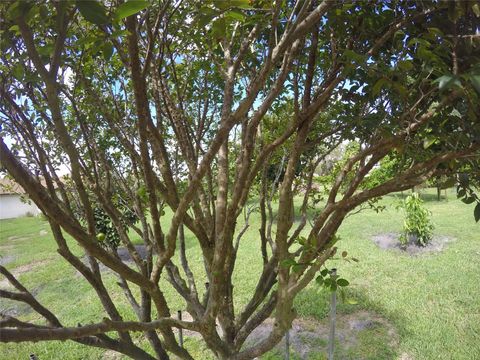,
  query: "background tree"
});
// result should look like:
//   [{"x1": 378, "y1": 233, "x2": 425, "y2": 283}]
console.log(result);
[{"x1": 0, "y1": 1, "x2": 479, "y2": 359}]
